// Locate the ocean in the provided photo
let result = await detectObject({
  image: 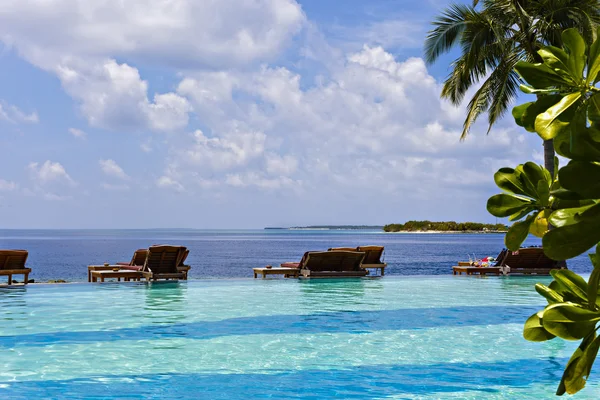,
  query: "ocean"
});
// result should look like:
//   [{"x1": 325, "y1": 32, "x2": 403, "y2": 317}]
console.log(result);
[{"x1": 0, "y1": 229, "x2": 591, "y2": 282}]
